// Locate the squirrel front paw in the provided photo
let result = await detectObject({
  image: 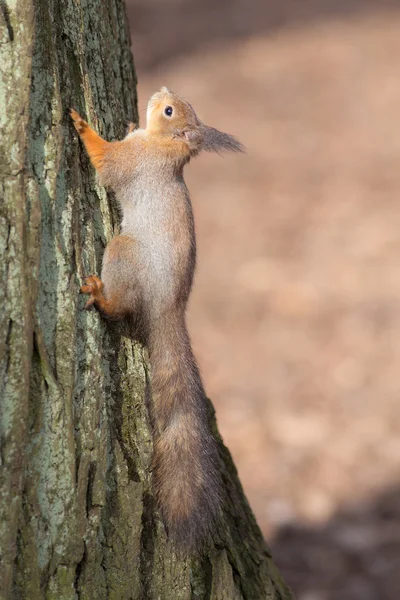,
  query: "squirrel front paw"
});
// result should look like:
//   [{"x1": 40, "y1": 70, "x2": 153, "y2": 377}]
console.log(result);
[
  {"x1": 80, "y1": 275, "x2": 104, "y2": 310},
  {"x1": 70, "y1": 109, "x2": 88, "y2": 135}
]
